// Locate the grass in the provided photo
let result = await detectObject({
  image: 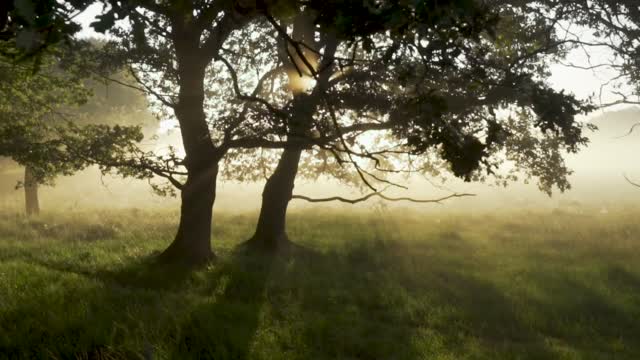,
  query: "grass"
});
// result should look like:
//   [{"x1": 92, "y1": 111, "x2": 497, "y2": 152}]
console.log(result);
[{"x1": 0, "y1": 207, "x2": 639, "y2": 359}]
